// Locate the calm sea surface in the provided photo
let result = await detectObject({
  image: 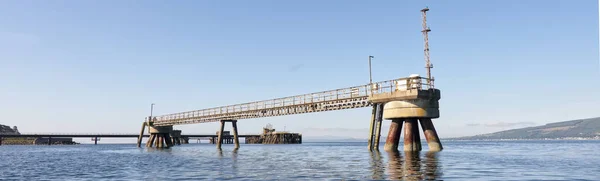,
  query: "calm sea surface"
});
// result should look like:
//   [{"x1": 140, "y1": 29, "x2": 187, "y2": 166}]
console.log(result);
[{"x1": 1, "y1": 140, "x2": 599, "y2": 180}]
